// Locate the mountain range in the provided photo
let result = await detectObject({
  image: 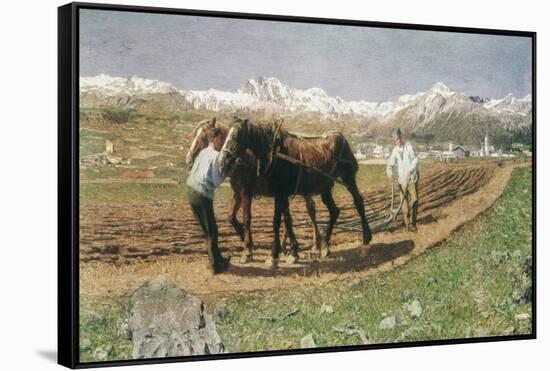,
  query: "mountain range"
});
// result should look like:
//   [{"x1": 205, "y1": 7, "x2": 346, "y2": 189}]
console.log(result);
[{"x1": 80, "y1": 74, "x2": 532, "y2": 144}]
